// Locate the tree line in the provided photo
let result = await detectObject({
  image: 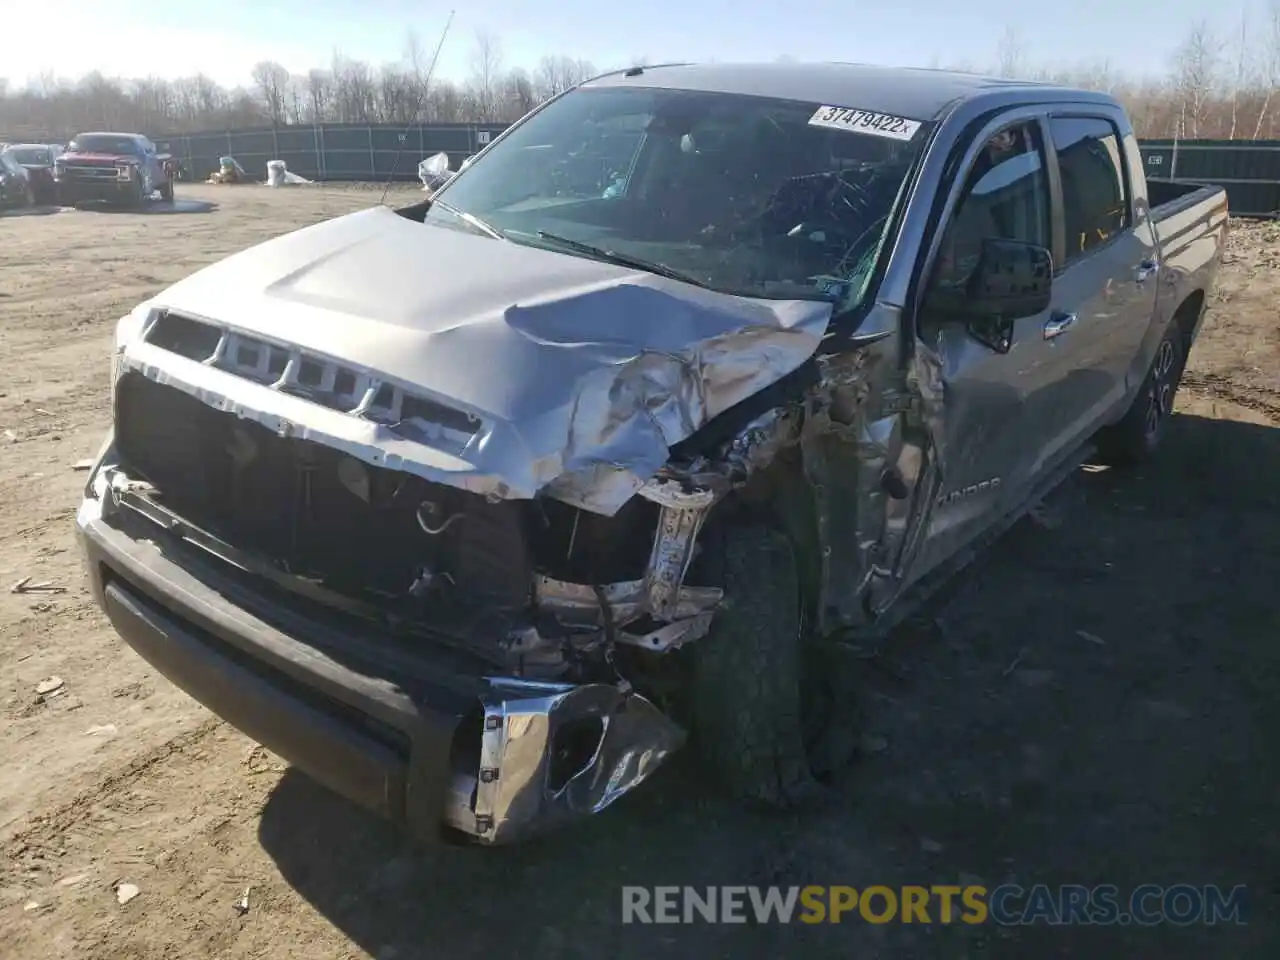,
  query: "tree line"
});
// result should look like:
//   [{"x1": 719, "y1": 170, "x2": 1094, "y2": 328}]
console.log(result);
[{"x1": 2, "y1": 14, "x2": 1279, "y2": 142}]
